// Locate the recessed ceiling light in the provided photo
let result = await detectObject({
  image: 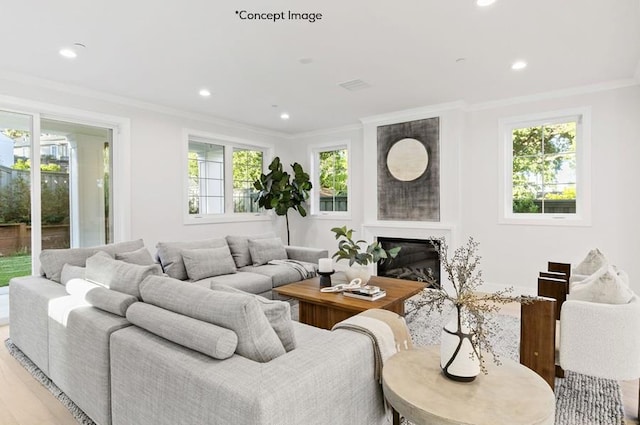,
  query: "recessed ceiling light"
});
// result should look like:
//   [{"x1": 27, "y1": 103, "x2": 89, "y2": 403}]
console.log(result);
[
  {"x1": 280, "y1": 113, "x2": 290, "y2": 120},
  {"x1": 476, "y1": 0, "x2": 496, "y2": 6},
  {"x1": 59, "y1": 48, "x2": 77, "y2": 59},
  {"x1": 511, "y1": 60, "x2": 528, "y2": 70},
  {"x1": 199, "y1": 89, "x2": 211, "y2": 97},
  {"x1": 298, "y1": 57, "x2": 313, "y2": 65}
]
